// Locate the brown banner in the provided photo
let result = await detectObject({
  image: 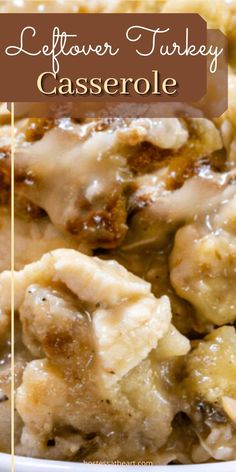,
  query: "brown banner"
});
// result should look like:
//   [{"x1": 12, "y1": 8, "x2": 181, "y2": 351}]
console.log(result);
[{"x1": 0, "y1": 13, "x2": 228, "y2": 117}]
